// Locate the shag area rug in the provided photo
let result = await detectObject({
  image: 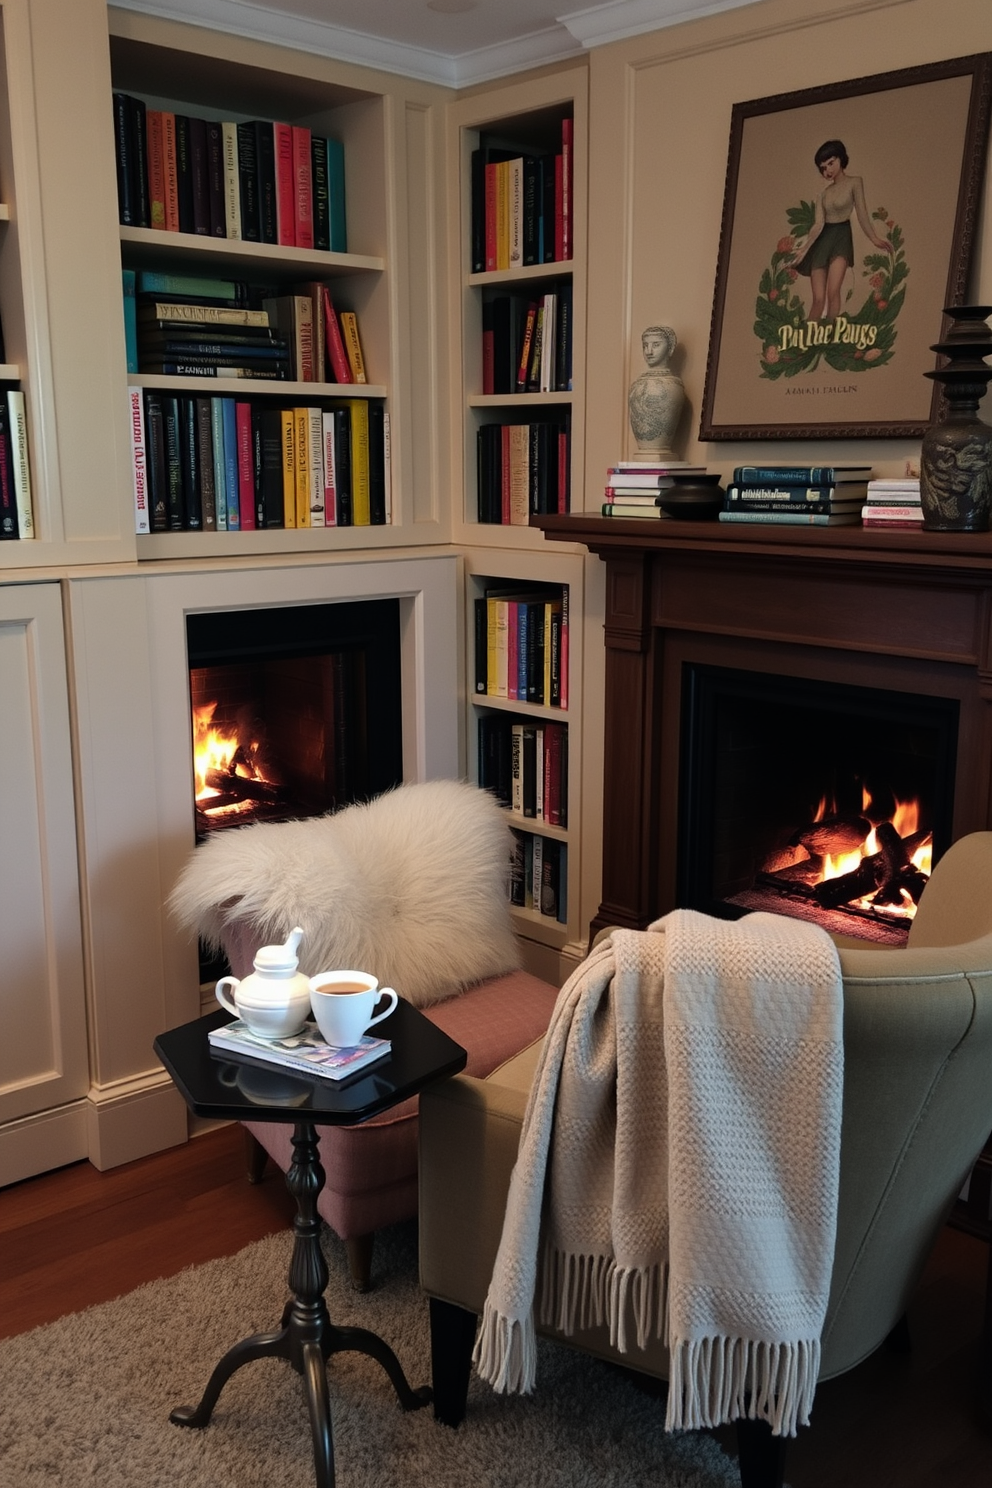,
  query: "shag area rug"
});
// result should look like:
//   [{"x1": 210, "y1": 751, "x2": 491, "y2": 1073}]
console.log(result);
[{"x1": 0, "y1": 1221, "x2": 742, "y2": 1488}]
